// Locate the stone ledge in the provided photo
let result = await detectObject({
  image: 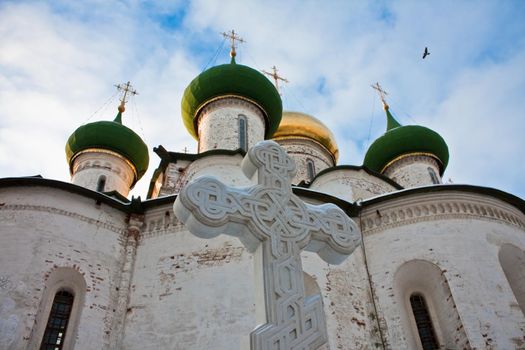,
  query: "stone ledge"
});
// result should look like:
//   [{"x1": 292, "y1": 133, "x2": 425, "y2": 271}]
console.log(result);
[
  {"x1": 0, "y1": 204, "x2": 126, "y2": 234},
  {"x1": 360, "y1": 192, "x2": 525, "y2": 234}
]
